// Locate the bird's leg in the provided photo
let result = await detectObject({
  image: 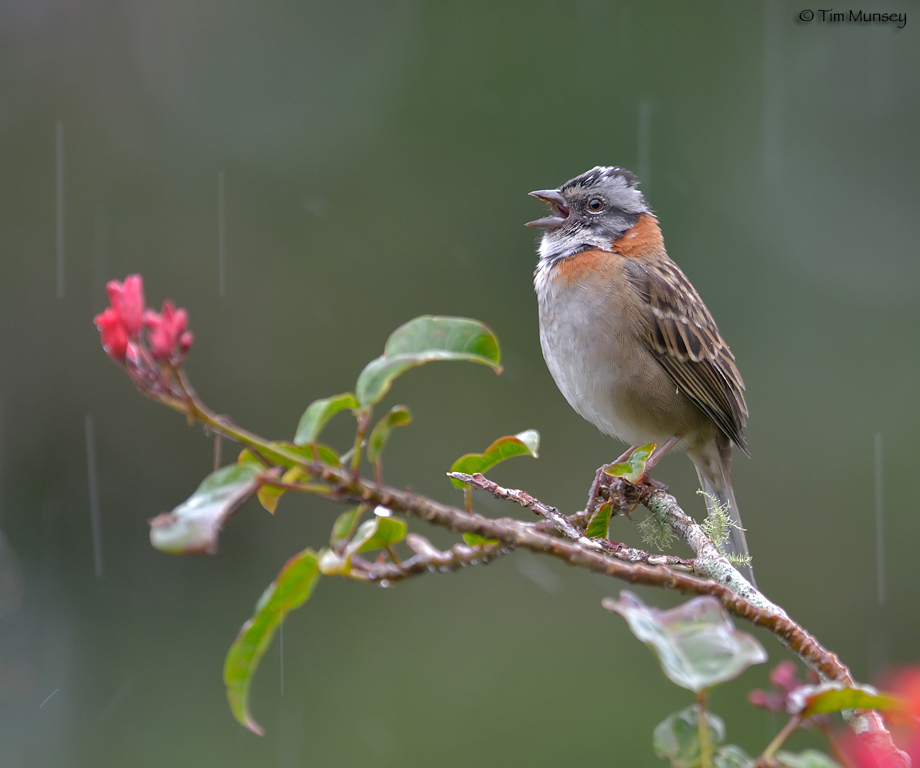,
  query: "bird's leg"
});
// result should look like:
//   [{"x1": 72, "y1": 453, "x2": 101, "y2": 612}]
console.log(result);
[{"x1": 585, "y1": 445, "x2": 639, "y2": 516}]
